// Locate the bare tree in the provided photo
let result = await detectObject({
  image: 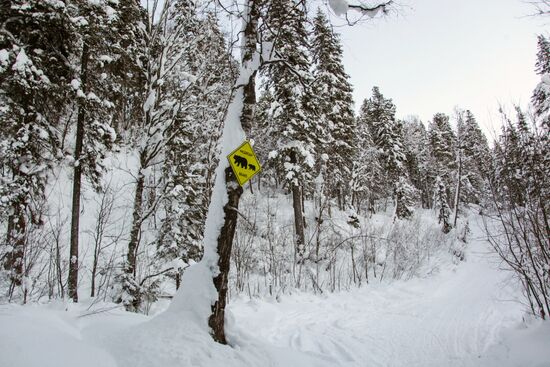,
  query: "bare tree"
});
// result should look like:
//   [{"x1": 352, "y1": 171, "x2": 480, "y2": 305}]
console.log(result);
[
  {"x1": 486, "y1": 110, "x2": 549, "y2": 320},
  {"x1": 525, "y1": 0, "x2": 550, "y2": 16}
]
